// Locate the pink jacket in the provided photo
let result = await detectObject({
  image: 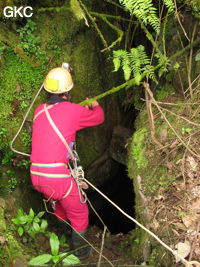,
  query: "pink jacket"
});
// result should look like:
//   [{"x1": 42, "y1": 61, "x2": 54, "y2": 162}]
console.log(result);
[{"x1": 30, "y1": 102, "x2": 104, "y2": 163}]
